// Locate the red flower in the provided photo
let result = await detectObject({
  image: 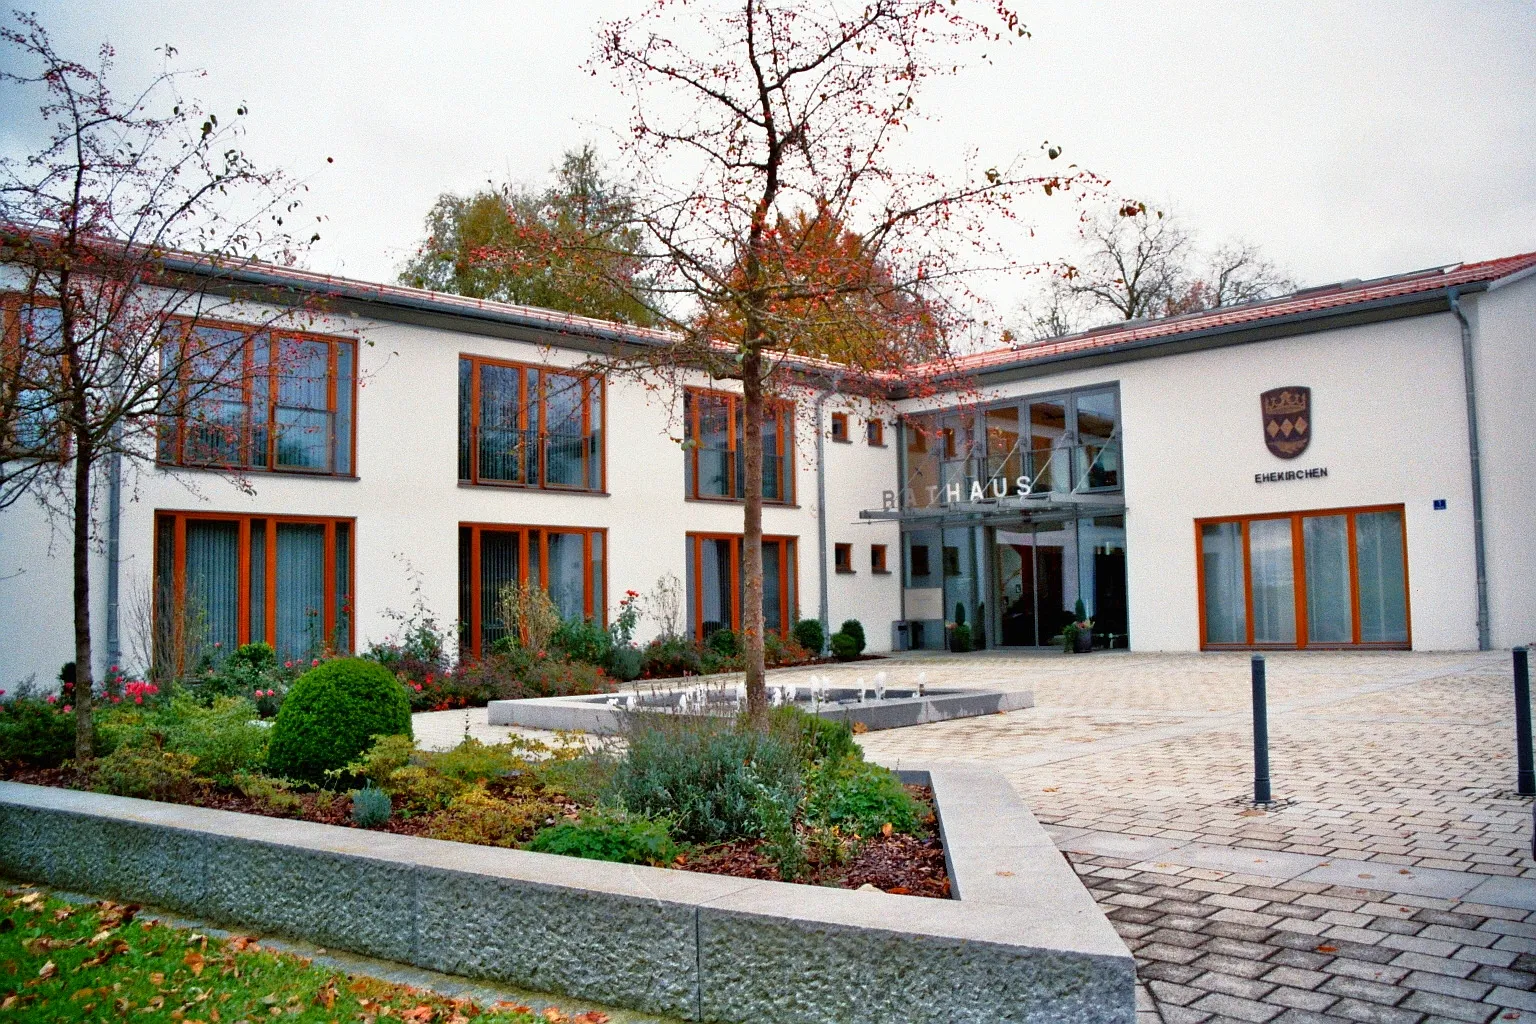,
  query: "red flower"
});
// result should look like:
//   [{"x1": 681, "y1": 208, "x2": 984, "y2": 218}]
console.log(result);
[
  {"x1": 111, "y1": 696, "x2": 121, "y2": 704},
  {"x1": 311, "y1": 658, "x2": 319, "y2": 667},
  {"x1": 134, "y1": 696, "x2": 143, "y2": 705},
  {"x1": 412, "y1": 683, "x2": 423, "y2": 692},
  {"x1": 45, "y1": 694, "x2": 57, "y2": 704},
  {"x1": 62, "y1": 705, "x2": 71, "y2": 713},
  {"x1": 284, "y1": 660, "x2": 294, "y2": 669}
]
